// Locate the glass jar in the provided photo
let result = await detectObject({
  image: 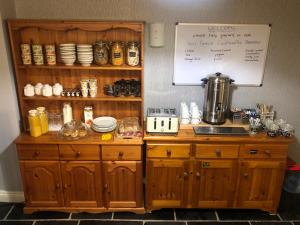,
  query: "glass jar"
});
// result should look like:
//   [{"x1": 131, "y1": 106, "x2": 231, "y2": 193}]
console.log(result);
[
  {"x1": 63, "y1": 103, "x2": 73, "y2": 124},
  {"x1": 111, "y1": 41, "x2": 124, "y2": 66},
  {"x1": 28, "y1": 109, "x2": 42, "y2": 137},
  {"x1": 94, "y1": 41, "x2": 109, "y2": 65},
  {"x1": 126, "y1": 42, "x2": 140, "y2": 66},
  {"x1": 37, "y1": 107, "x2": 49, "y2": 134}
]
